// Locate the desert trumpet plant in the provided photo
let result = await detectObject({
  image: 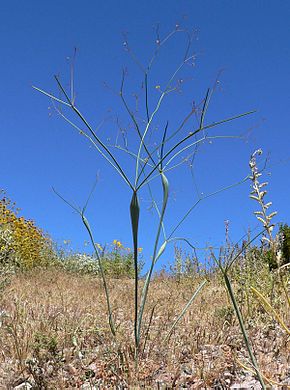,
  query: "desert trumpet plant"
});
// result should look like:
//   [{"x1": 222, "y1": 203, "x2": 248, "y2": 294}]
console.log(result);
[{"x1": 33, "y1": 27, "x2": 255, "y2": 363}]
